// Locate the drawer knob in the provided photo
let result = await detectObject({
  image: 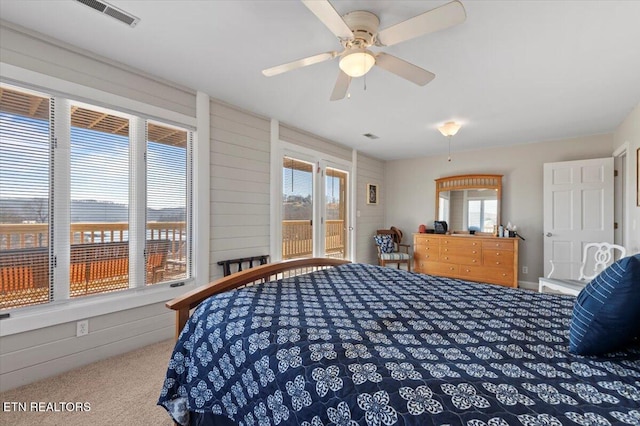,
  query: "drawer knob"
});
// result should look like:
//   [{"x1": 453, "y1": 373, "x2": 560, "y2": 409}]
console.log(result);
[
  {"x1": 496, "y1": 253, "x2": 501, "y2": 256},
  {"x1": 472, "y1": 250, "x2": 477, "y2": 254},
  {"x1": 472, "y1": 260, "x2": 477, "y2": 263},
  {"x1": 450, "y1": 267, "x2": 455, "y2": 270},
  {"x1": 496, "y1": 262, "x2": 501, "y2": 265},
  {"x1": 466, "y1": 269, "x2": 470, "y2": 272},
  {"x1": 444, "y1": 256, "x2": 449, "y2": 260}
]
